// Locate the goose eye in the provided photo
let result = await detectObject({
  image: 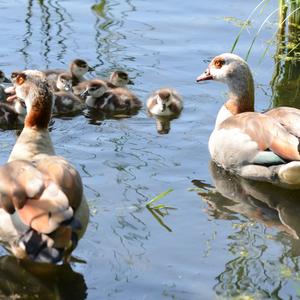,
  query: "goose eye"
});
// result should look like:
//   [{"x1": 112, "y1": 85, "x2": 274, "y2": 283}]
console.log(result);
[
  {"x1": 16, "y1": 74, "x2": 26, "y2": 85},
  {"x1": 214, "y1": 58, "x2": 225, "y2": 69}
]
